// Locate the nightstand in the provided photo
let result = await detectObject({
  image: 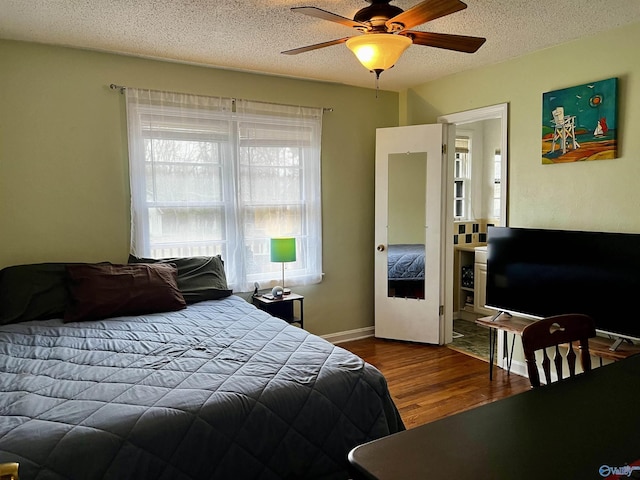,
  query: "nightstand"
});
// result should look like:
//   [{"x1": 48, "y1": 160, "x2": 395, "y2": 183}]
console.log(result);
[{"x1": 252, "y1": 293, "x2": 304, "y2": 328}]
